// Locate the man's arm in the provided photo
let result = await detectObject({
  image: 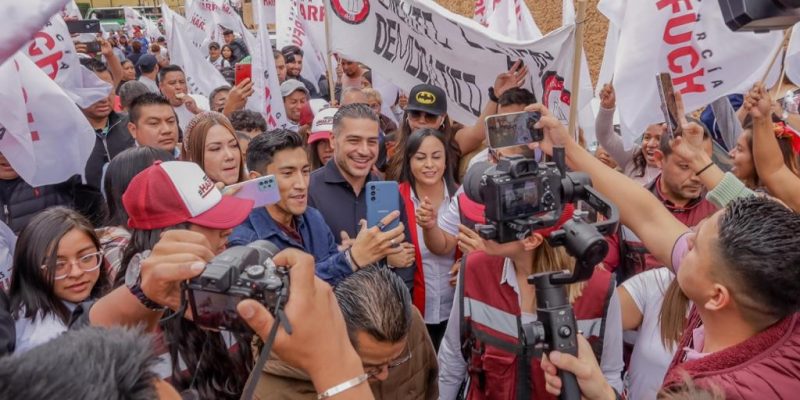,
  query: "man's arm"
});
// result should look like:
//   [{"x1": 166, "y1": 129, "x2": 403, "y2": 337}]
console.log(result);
[
  {"x1": 747, "y1": 84, "x2": 800, "y2": 212},
  {"x1": 529, "y1": 103, "x2": 687, "y2": 269},
  {"x1": 100, "y1": 38, "x2": 124, "y2": 89}
]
